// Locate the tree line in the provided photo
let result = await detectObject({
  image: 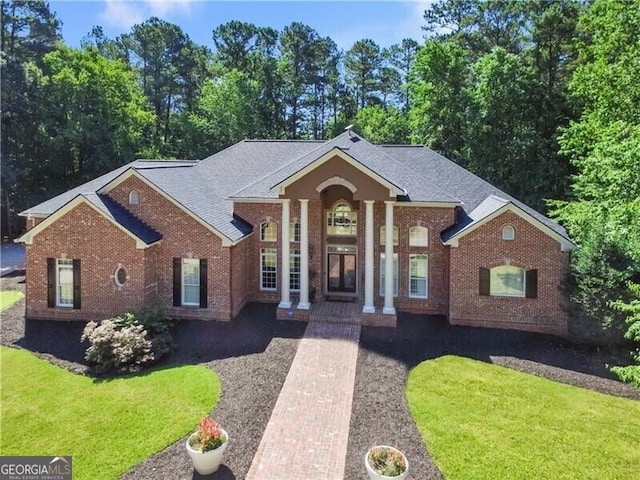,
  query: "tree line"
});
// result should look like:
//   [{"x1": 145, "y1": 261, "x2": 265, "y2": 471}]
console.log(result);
[{"x1": 1, "y1": 0, "x2": 639, "y2": 380}]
